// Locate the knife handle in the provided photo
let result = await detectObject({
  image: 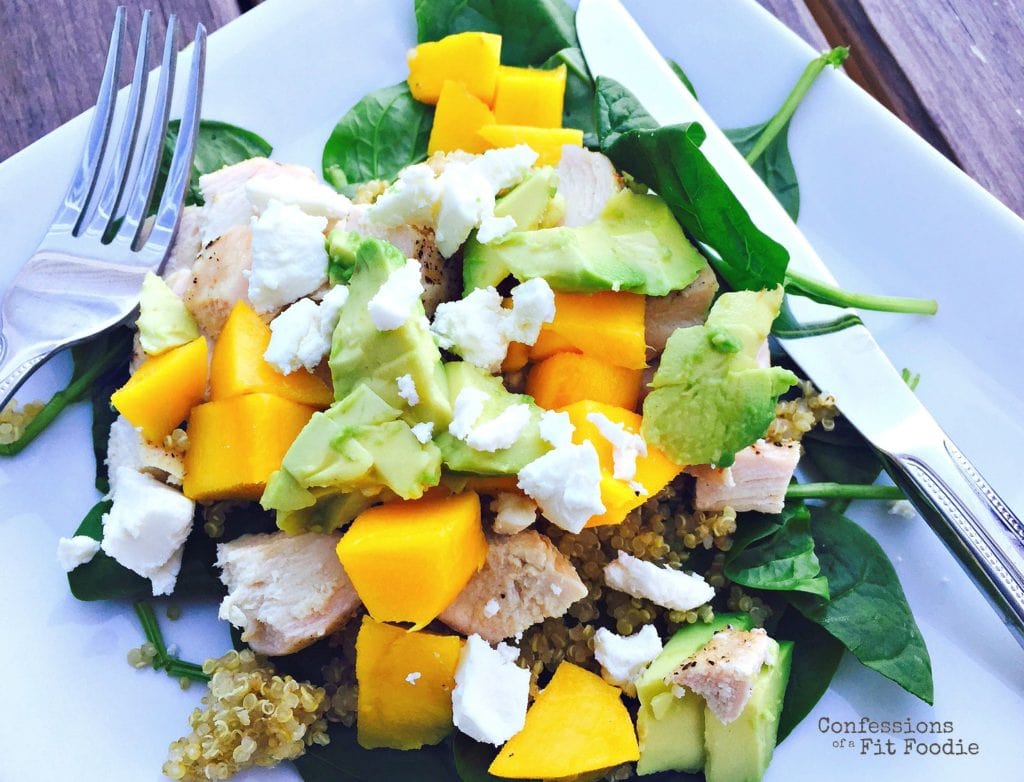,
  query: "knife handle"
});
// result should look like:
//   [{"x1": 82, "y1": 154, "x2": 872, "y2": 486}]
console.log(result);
[{"x1": 882, "y1": 438, "x2": 1024, "y2": 648}]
